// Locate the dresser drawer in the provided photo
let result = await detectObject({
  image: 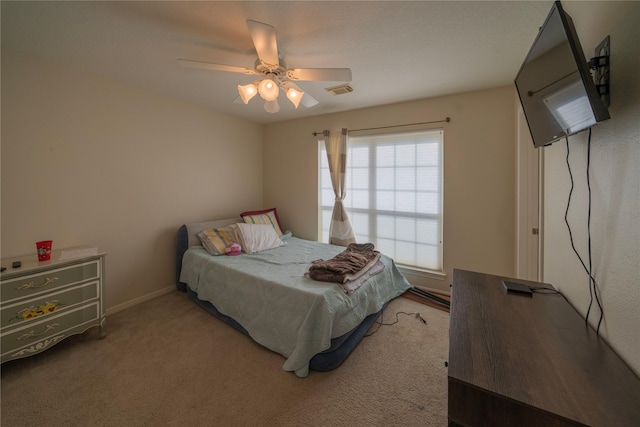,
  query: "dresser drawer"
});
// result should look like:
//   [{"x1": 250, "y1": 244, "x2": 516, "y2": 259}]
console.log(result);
[
  {"x1": 1, "y1": 261, "x2": 99, "y2": 302},
  {"x1": 1, "y1": 303, "x2": 100, "y2": 360},
  {"x1": 0, "y1": 281, "x2": 99, "y2": 331}
]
